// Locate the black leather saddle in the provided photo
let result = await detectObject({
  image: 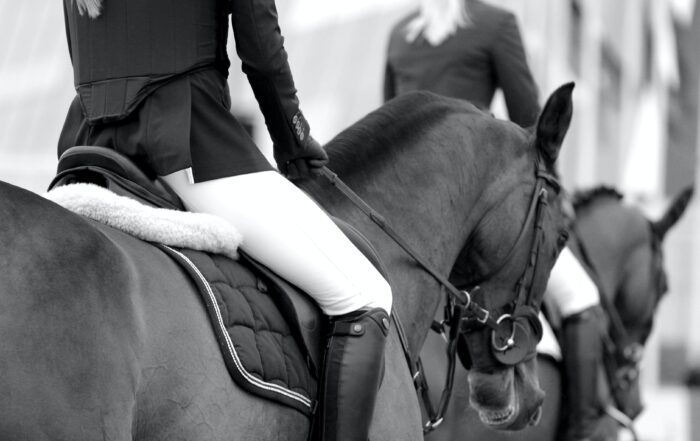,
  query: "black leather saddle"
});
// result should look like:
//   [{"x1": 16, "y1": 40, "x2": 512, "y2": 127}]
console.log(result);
[{"x1": 50, "y1": 146, "x2": 185, "y2": 210}]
